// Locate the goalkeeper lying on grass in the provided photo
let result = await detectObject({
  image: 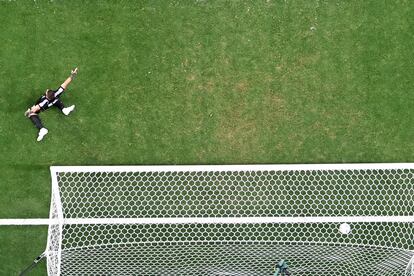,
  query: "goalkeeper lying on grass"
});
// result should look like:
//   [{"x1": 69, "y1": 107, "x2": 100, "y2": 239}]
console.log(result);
[{"x1": 25, "y1": 68, "x2": 78, "y2": 141}]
